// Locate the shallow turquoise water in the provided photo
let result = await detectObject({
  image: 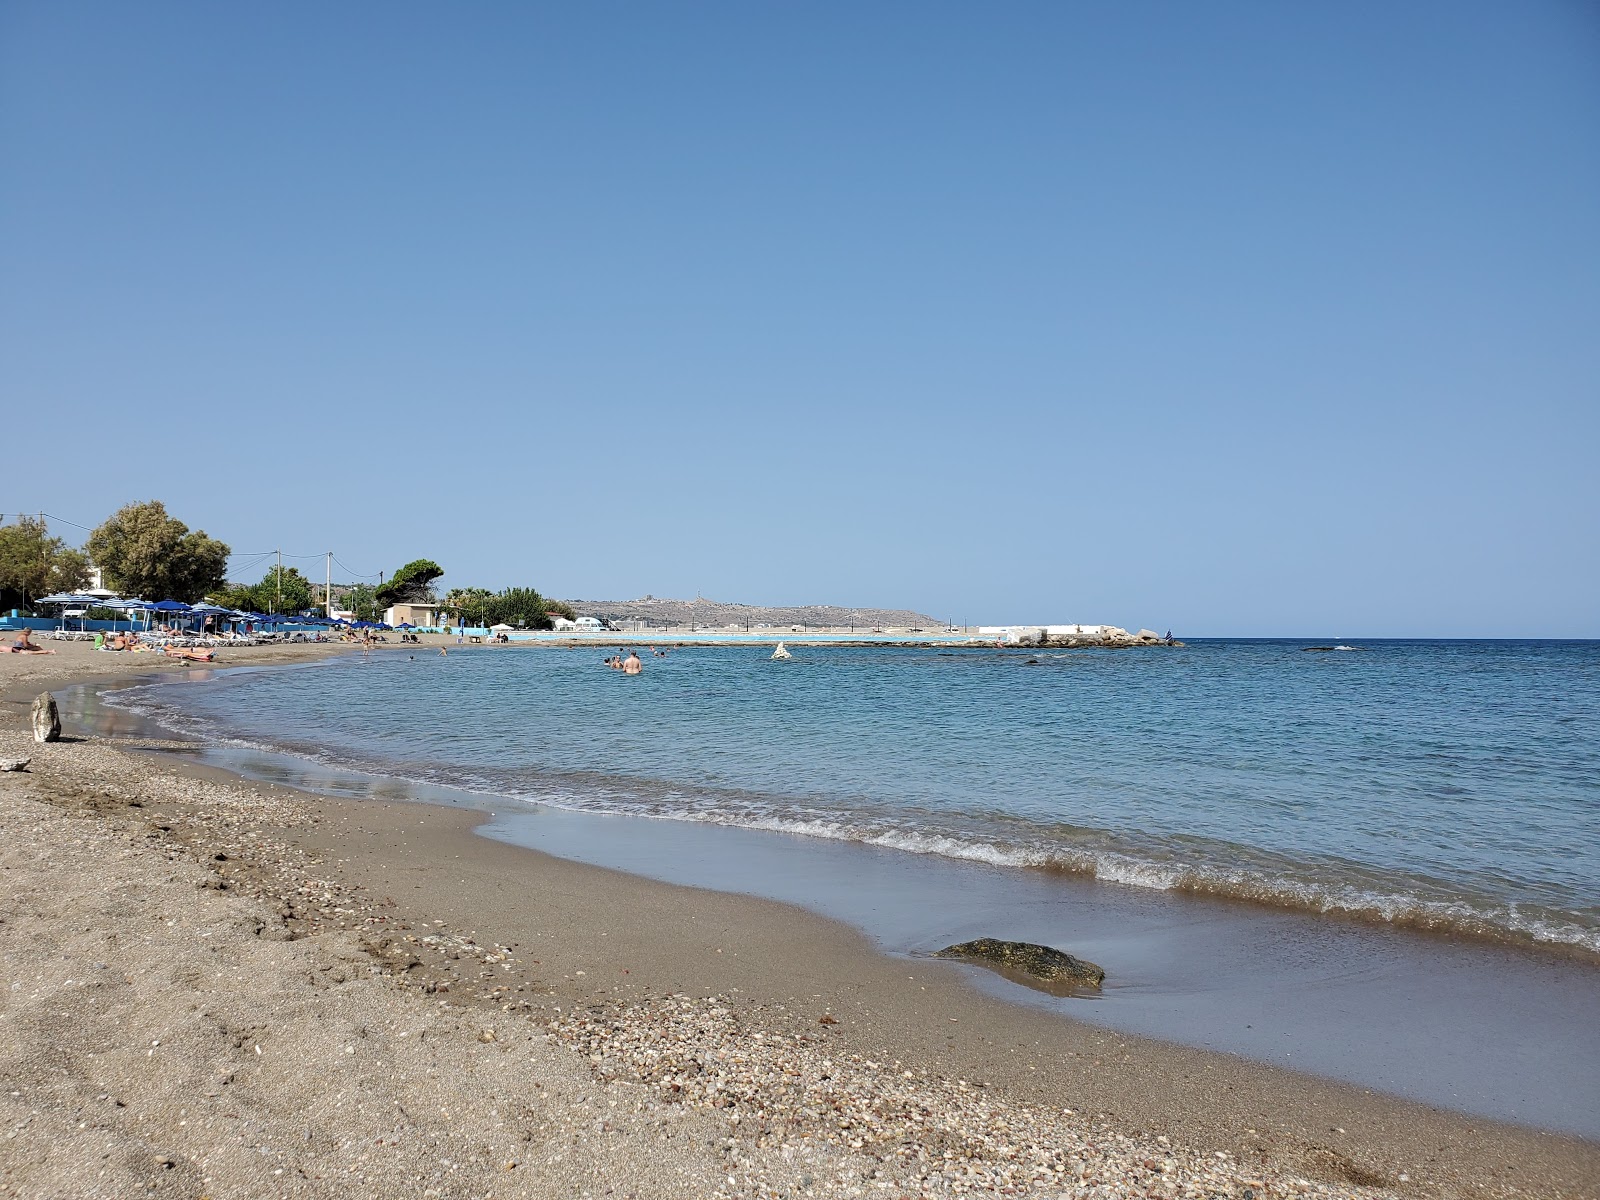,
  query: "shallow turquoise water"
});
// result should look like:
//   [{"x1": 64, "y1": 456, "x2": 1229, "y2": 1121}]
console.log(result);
[{"x1": 117, "y1": 639, "x2": 1600, "y2": 954}]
